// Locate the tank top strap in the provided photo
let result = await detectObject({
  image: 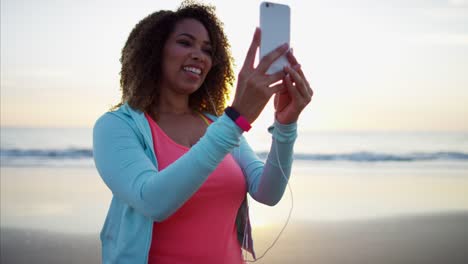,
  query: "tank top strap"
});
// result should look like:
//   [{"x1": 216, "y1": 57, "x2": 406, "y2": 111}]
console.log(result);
[{"x1": 196, "y1": 111, "x2": 213, "y2": 126}]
